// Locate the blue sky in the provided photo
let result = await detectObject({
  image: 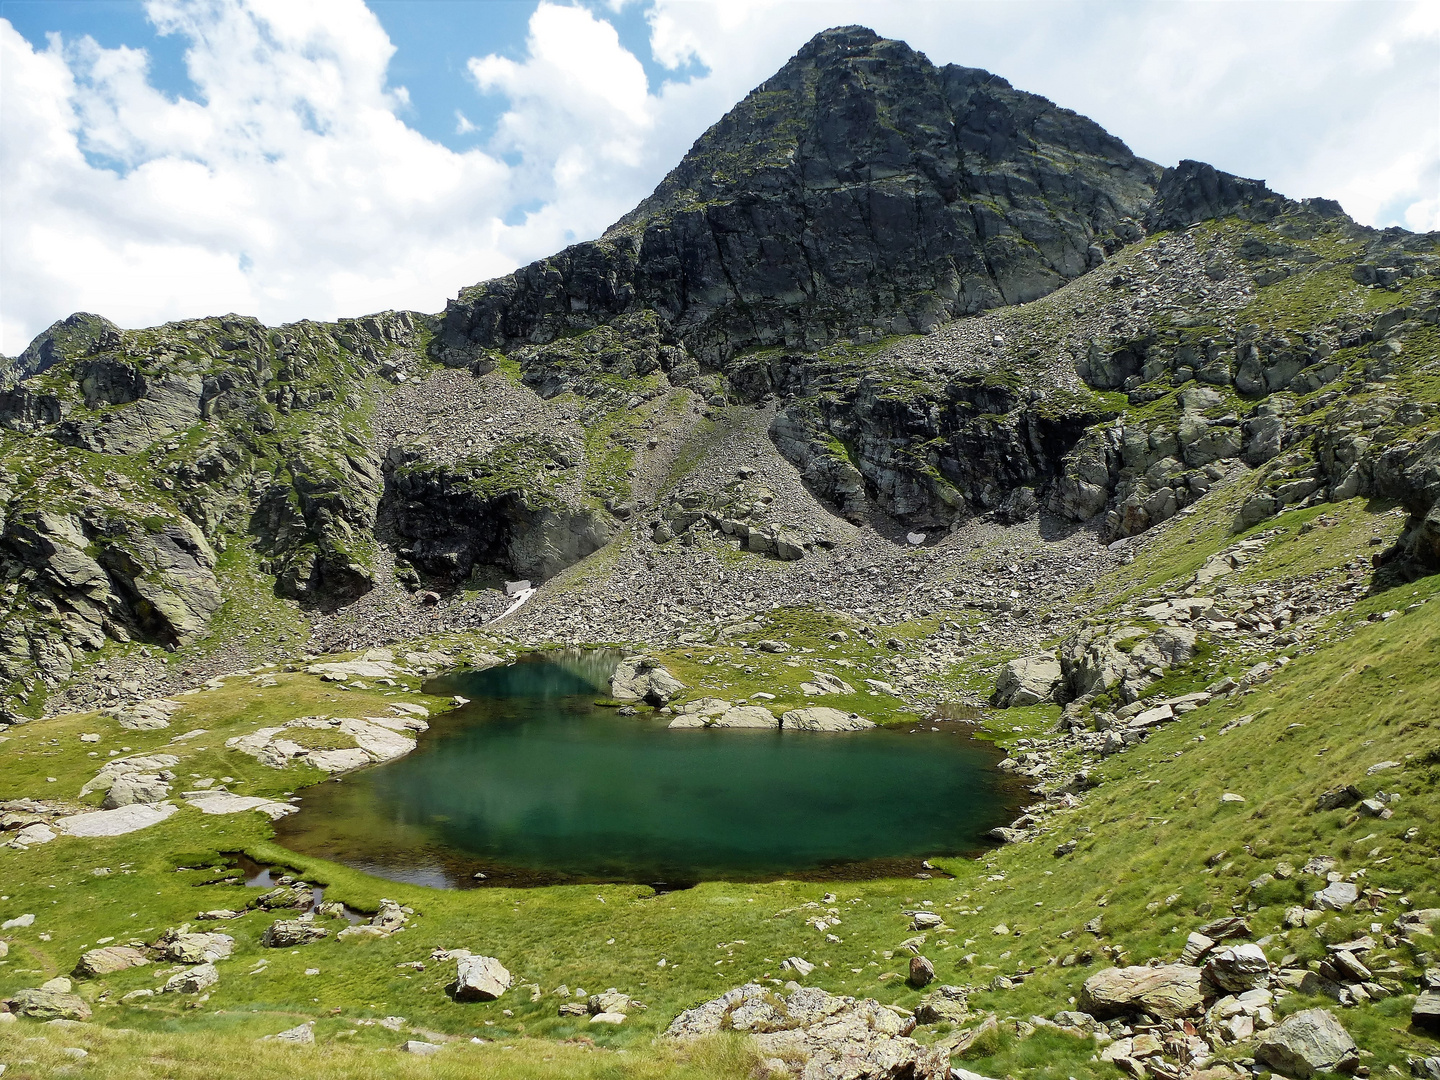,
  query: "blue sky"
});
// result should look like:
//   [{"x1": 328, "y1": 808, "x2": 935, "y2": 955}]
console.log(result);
[
  {"x1": 3, "y1": 0, "x2": 705, "y2": 155},
  {"x1": 1, "y1": 0, "x2": 1436, "y2": 354}
]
